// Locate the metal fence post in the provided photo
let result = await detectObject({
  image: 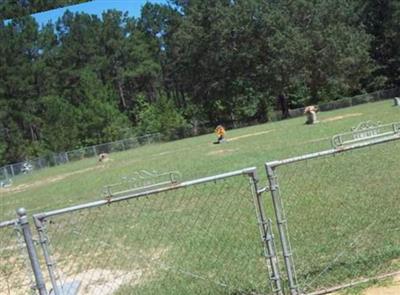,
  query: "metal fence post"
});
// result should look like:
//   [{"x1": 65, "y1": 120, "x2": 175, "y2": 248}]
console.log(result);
[
  {"x1": 92, "y1": 146, "x2": 97, "y2": 157},
  {"x1": 247, "y1": 170, "x2": 284, "y2": 295},
  {"x1": 10, "y1": 164, "x2": 15, "y2": 177},
  {"x1": 17, "y1": 208, "x2": 48, "y2": 295},
  {"x1": 53, "y1": 154, "x2": 58, "y2": 166},
  {"x1": 34, "y1": 216, "x2": 61, "y2": 295},
  {"x1": 265, "y1": 164, "x2": 299, "y2": 295},
  {"x1": 3, "y1": 166, "x2": 9, "y2": 179},
  {"x1": 121, "y1": 139, "x2": 127, "y2": 151}
]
